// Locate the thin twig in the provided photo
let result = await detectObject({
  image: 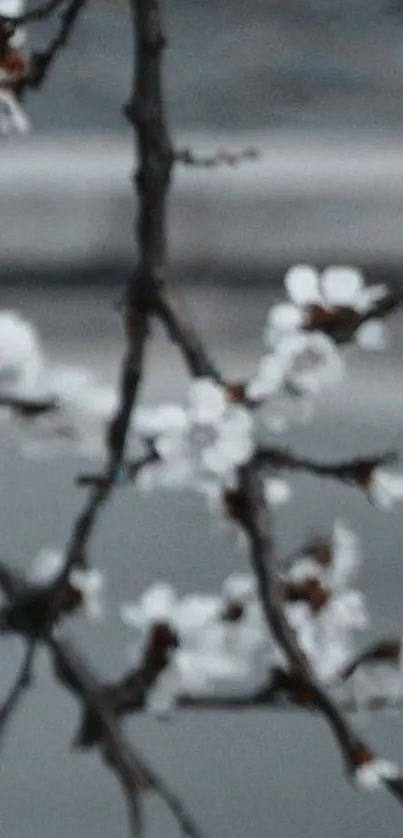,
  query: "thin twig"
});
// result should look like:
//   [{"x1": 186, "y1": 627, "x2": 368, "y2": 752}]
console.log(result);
[
  {"x1": 27, "y1": 0, "x2": 88, "y2": 90},
  {"x1": 303, "y1": 287, "x2": 403, "y2": 345},
  {"x1": 0, "y1": 394, "x2": 59, "y2": 418},
  {"x1": 48, "y1": 636, "x2": 203, "y2": 838},
  {"x1": 75, "y1": 443, "x2": 159, "y2": 488},
  {"x1": 175, "y1": 146, "x2": 259, "y2": 169},
  {"x1": 152, "y1": 286, "x2": 224, "y2": 382},
  {"x1": 233, "y1": 463, "x2": 403, "y2": 800},
  {"x1": 0, "y1": 641, "x2": 35, "y2": 746},
  {"x1": 256, "y1": 447, "x2": 396, "y2": 489},
  {"x1": 339, "y1": 638, "x2": 402, "y2": 681}
]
